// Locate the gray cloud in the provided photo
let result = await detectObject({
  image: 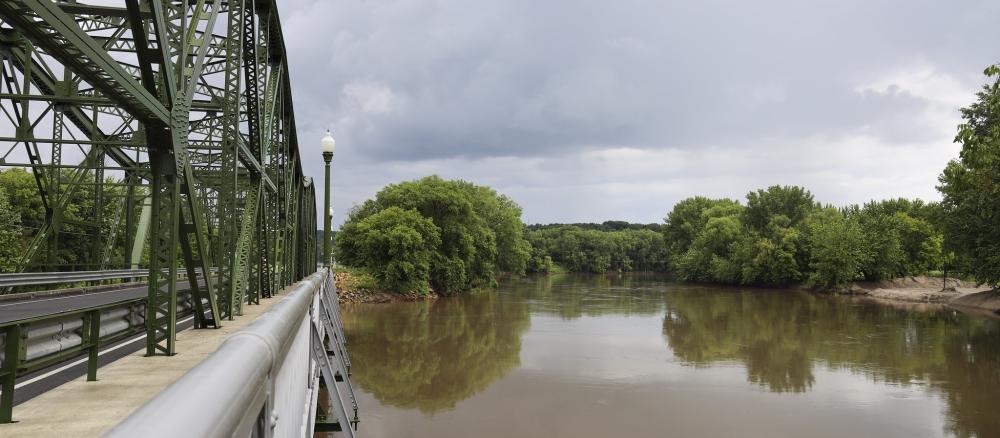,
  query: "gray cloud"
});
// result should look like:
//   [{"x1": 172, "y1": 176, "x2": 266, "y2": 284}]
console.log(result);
[{"x1": 279, "y1": 0, "x2": 1000, "y2": 226}]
